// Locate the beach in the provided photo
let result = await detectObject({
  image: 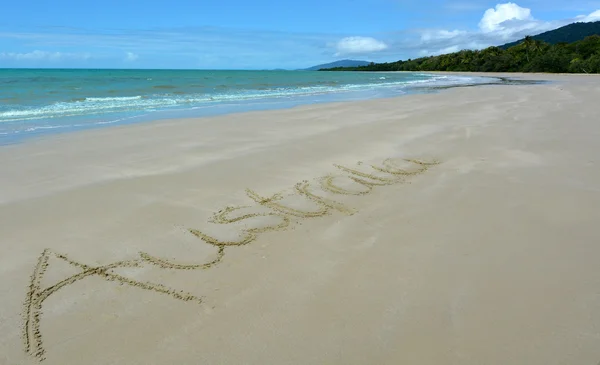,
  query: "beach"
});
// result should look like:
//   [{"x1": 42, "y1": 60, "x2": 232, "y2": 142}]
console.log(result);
[
  {"x1": 0, "y1": 69, "x2": 490, "y2": 144},
  {"x1": 1, "y1": 73, "x2": 599, "y2": 364}
]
